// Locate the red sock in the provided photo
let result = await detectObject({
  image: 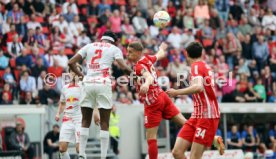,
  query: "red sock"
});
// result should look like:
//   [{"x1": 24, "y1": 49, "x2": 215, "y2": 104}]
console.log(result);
[{"x1": 147, "y1": 139, "x2": 158, "y2": 159}]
